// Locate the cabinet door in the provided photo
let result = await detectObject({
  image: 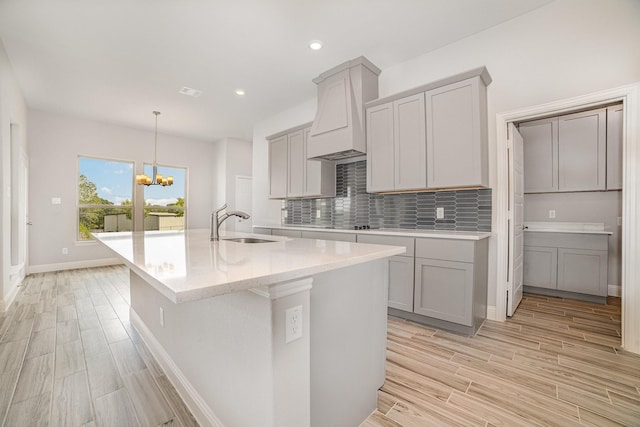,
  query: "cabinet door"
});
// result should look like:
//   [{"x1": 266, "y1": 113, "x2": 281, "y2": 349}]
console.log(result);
[
  {"x1": 523, "y1": 246, "x2": 557, "y2": 289},
  {"x1": 426, "y1": 77, "x2": 486, "y2": 189},
  {"x1": 558, "y1": 108, "x2": 606, "y2": 191},
  {"x1": 268, "y1": 136, "x2": 288, "y2": 199},
  {"x1": 388, "y1": 256, "x2": 414, "y2": 312},
  {"x1": 414, "y1": 258, "x2": 473, "y2": 326},
  {"x1": 606, "y1": 104, "x2": 623, "y2": 190},
  {"x1": 557, "y1": 248, "x2": 608, "y2": 296},
  {"x1": 304, "y1": 128, "x2": 336, "y2": 198},
  {"x1": 520, "y1": 117, "x2": 559, "y2": 193},
  {"x1": 287, "y1": 130, "x2": 305, "y2": 197},
  {"x1": 394, "y1": 93, "x2": 427, "y2": 190},
  {"x1": 366, "y1": 102, "x2": 395, "y2": 192}
]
